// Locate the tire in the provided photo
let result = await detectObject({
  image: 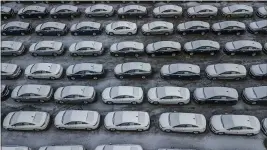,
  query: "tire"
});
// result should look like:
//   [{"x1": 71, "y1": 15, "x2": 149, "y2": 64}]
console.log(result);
[
  {"x1": 59, "y1": 127, "x2": 65, "y2": 130},
  {"x1": 39, "y1": 100, "x2": 45, "y2": 103},
  {"x1": 164, "y1": 32, "x2": 169, "y2": 36},
  {"x1": 193, "y1": 131, "x2": 200, "y2": 134},
  {"x1": 189, "y1": 52, "x2": 194, "y2": 56},
  {"x1": 28, "y1": 76, "x2": 34, "y2": 80},
  {"x1": 93, "y1": 53, "x2": 98, "y2": 56},
  {"x1": 191, "y1": 15, "x2": 196, "y2": 18},
  {"x1": 146, "y1": 32, "x2": 150, "y2": 36},
  {"x1": 7, "y1": 128, "x2": 13, "y2": 131},
  {"x1": 114, "y1": 54, "x2": 119, "y2": 57},
  {"x1": 110, "y1": 128, "x2": 116, "y2": 131},
  {"x1": 38, "y1": 16, "x2": 42, "y2": 19},
  {"x1": 151, "y1": 54, "x2": 155, "y2": 57},
  {"x1": 70, "y1": 77, "x2": 76, "y2": 80},
  {"x1": 57, "y1": 33, "x2": 61, "y2": 36},
  {"x1": 135, "y1": 54, "x2": 139, "y2": 57},
  {"x1": 171, "y1": 53, "x2": 176, "y2": 56},
  {"x1": 178, "y1": 102, "x2": 184, "y2": 105},
  {"x1": 73, "y1": 32, "x2": 78, "y2": 36},
  {"x1": 235, "y1": 78, "x2": 241, "y2": 81},
  {"x1": 212, "y1": 77, "x2": 217, "y2": 80},
  {"x1": 93, "y1": 33, "x2": 96, "y2": 36},
  {"x1": 2, "y1": 33, "x2": 6, "y2": 36},
  {"x1": 12, "y1": 53, "x2": 18, "y2": 56},
  {"x1": 127, "y1": 32, "x2": 132, "y2": 36},
  {"x1": 119, "y1": 76, "x2": 123, "y2": 79},
  {"x1": 105, "y1": 14, "x2": 109, "y2": 17},
  {"x1": 50, "y1": 77, "x2": 56, "y2": 80},
  {"x1": 83, "y1": 101, "x2": 89, "y2": 104},
  {"x1": 245, "y1": 15, "x2": 249, "y2": 18},
  {"x1": 138, "y1": 15, "x2": 142, "y2": 19},
  {"x1": 246, "y1": 133, "x2": 253, "y2": 136},
  {"x1": 174, "y1": 15, "x2": 178, "y2": 18},
  {"x1": 121, "y1": 15, "x2": 125, "y2": 19},
  {"x1": 218, "y1": 132, "x2": 224, "y2": 135},
  {"x1": 3, "y1": 16, "x2": 7, "y2": 19},
  {"x1": 217, "y1": 32, "x2": 221, "y2": 35},
  {"x1": 107, "y1": 101, "x2": 113, "y2": 104},
  {"x1": 86, "y1": 128, "x2": 92, "y2": 130},
  {"x1": 141, "y1": 76, "x2": 146, "y2": 79},
  {"x1": 21, "y1": 32, "x2": 25, "y2": 35},
  {"x1": 58, "y1": 101, "x2": 64, "y2": 104},
  {"x1": 137, "y1": 129, "x2": 143, "y2": 132},
  {"x1": 109, "y1": 32, "x2": 114, "y2": 36},
  {"x1": 209, "y1": 15, "x2": 213, "y2": 18},
  {"x1": 182, "y1": 32, "x2": 186, "y2": 35},
  {"x1": 201, "y1": 32, "x2": 206, "y2": 35},
  {"x1": 131, "y1": 101, "x2": 137, "y2": 105},
  {"x1": 251, "y1": 53, "x2": 256, "y2": 56},
  {"x1": 93, "y1": 77, "x2": 98, "y2": 80},
  {"x1": 226, "y1": 15, "x2": 231, "y2": 18},
  {"x1": 72, "y1": 53, "x2": 78, "y2": 57},
  {"x1": 236, "y1": 32, "x2": 240, "y2": 35},
  {"x1": 210, "y1": 52, "x2": 215, "y2": 55},
  {"x1": 153, "y1": 101, "x2": 159, "y2": 105},
  {"x1": 15, "y1": 99, "x2": 21, "y2": 102},
  {"x1": 156, "y1": 15, "x2": 161, "y2": 18},
  {"x1": 165, "y1": 129, "x2": 171, "y2": 132},
  {"x1": 34, "y1": 129, "x2": 40, "y2": 131},
  {"x1": 21, "y1": 16, "x2": 25, "y2": 19},
  {"x1": 52, "y1": 53, "x2": 58, "y2": 57},
  {"x1": 38, "y1": 33, "x2": 43, "y2": 36},
  {"x1": 230, "y1": 53, "x2": 235, "y2": 56},
  {"x1": 53, "y1": 16, "x2": 57, "y2": 19},
  {"x1": 88, "y1": 14, "x2": 92, "y2": 17}
]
